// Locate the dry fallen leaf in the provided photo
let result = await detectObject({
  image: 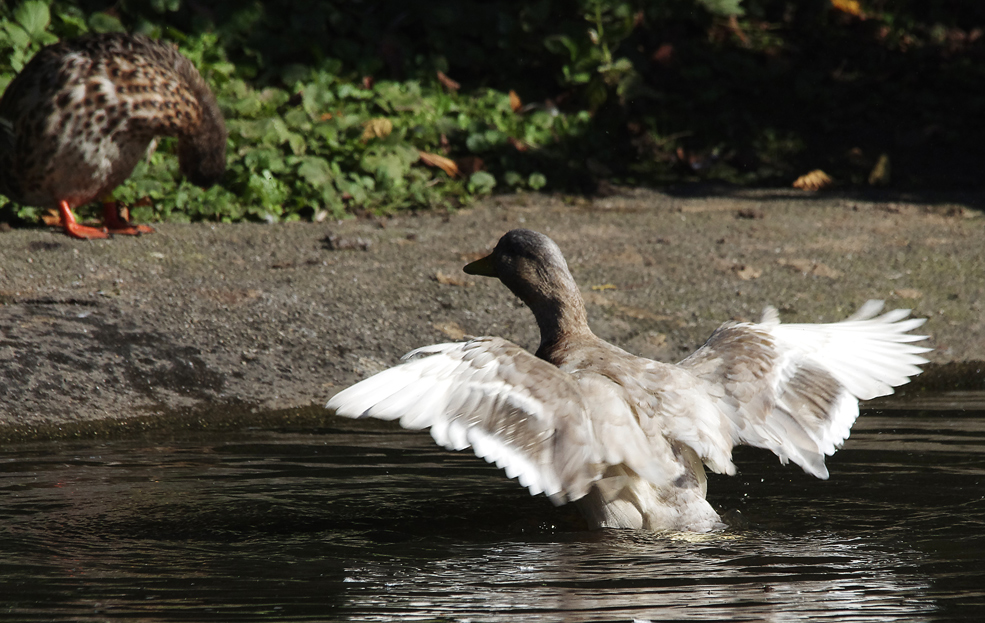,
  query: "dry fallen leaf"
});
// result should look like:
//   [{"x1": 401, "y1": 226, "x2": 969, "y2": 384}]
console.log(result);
[
  {"x1": 727, "y1": 15, "x2": 750, "y2": 46},
  {"x1": 652, "y1": 42, "x2": 674, "y2": 66},
  {"x1": 868, "y1": 153, "x2": 891, "y2": 186},
  {"x1": 418, "y1": 151, "x2": 460, "y2": 178},
  {"x1": 509, "y1": 89, "x2": 522, "y2": 112},
  {"x1": 433, "y1": 320, "x2": 467, "y2": 340},
  {"x1": 507, "y1": 136, "x2": 530, "y2": 152},
  {"x1": 779, "y1": 258, "x2": 814, "y2": 273},
  {"x1": 793, "y1": 169, "x2": 834, "y2": 191},
  {"x1": 894, "y1": 288, "x2": 923, "y2": 299},
  {"x1": 831, "y1": 0, "x2": 864, "y2": 17},
  {"x1": 436, "y1": 70, "x2": 460, "y2": 92},
  {"x1": 361, "y1": 118, "x2": 393, "y2": 141},
  {"x1": 811, "y1": 263, "x2": 842, "y2": 279},
  {"x1": 435, "y1": 270, "x2": 472, "y2": 287},
  {"x1": 712, "y1": 256, "x2": 761, "y2": 280},
  {"x1": 735, "y1": 265, "x2": 762, "y2": 281},
  {"x1": 41, "y1": 209, "x2": 61, "y2": 226}
]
